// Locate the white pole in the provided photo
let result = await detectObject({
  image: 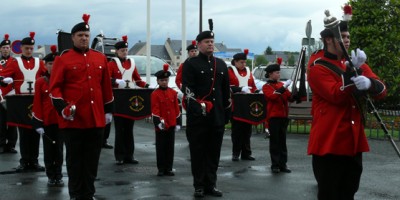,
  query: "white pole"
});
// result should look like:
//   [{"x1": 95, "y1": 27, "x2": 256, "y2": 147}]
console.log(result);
[
  {"x1": 146, "y1": 0, "x2": 151, "y2": 84},
  {"x1": 181, "y1": 0, "x2": 187, "y2": 64}
]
